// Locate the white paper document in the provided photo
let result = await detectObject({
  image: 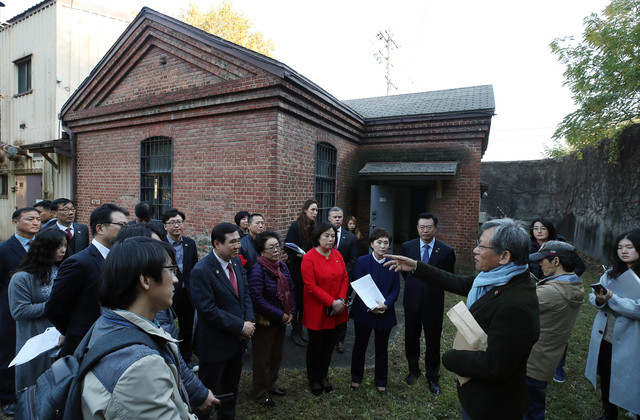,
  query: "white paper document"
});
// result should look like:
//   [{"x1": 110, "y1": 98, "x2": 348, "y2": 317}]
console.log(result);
[
  {"x1": 607, "y1": 269, "x2": 640, "y2": 300},
  {"x1": 351, "y1": 274, "x2": 385, "y2": 310},
  {"x1": 284, "y1": 243, "x2": 305, "y2": 255},
  {"x1": 446, "y1": 301, "x2": 488, "y2": 385},
  {"x1": 9, "y1": 327, "x2": 61, "y2": 367}
]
